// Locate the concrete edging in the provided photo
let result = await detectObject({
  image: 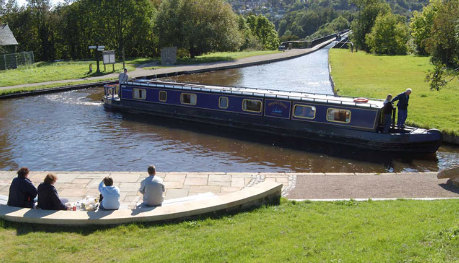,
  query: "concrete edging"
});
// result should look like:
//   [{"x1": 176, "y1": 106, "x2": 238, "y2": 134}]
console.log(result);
[{"x1": 0, "y1": 181, "x2": 282, "y2": 226}]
